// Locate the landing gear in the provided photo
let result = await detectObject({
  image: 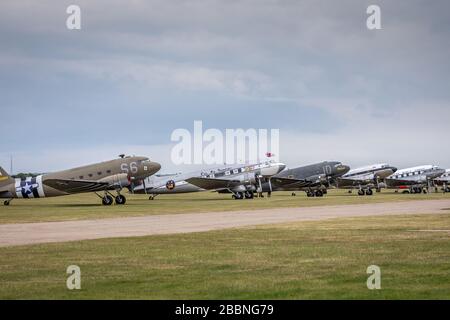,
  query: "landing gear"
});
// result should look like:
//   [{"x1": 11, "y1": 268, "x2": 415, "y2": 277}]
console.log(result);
[
  {"x1": 358, "y1": 189, "x2": 365, "y2": 196},
  {"x1": 314, "y1": 190, "x2": 323, "y2": 197},
  {"x1": 291, "y1": 192, "x2": 296, "y2": 197},
  {"x1": 411, "y1": 187, "x2": 422, "y2": 194},
  {"x1": 4, "y1": 200, "x2": 11, "y2": 206},
  {"x1": 365, "y1": 189, "x2": 373, "y2": 196},
  {"x1": 115, "y1": 194, "x2": 126, "y2": 205},
  {"x1": 244, "y1": 191, "x2": 254, "y2": 199},
  {"x1": 306, "y1": 190, "x2": 324, "y2": 197},
  {"x1": 102, "y1": 195, "x2": 113, "y2": 206},
  {"x1": 232, "y1": 192, "x2": 243, "y2": 200}
]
